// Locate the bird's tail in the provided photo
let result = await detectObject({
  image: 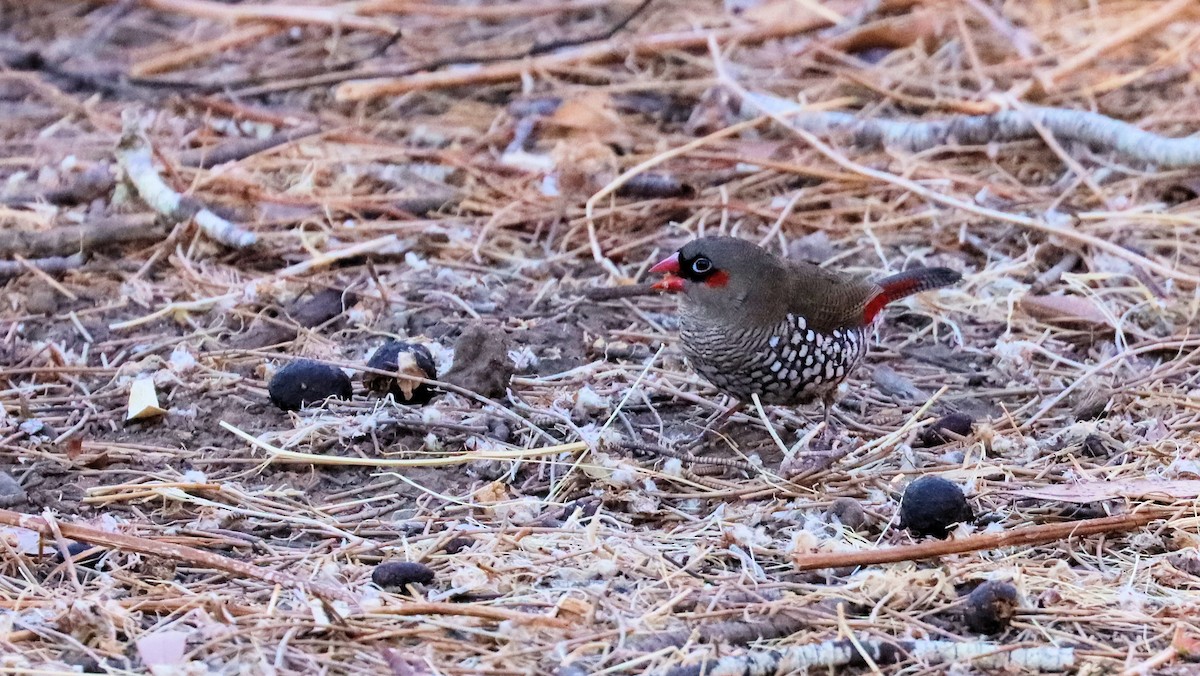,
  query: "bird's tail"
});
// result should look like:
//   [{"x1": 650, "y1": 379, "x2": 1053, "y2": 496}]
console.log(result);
[{"x1": 863, "y1": 267, "x2": 961, "y2": 322}]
